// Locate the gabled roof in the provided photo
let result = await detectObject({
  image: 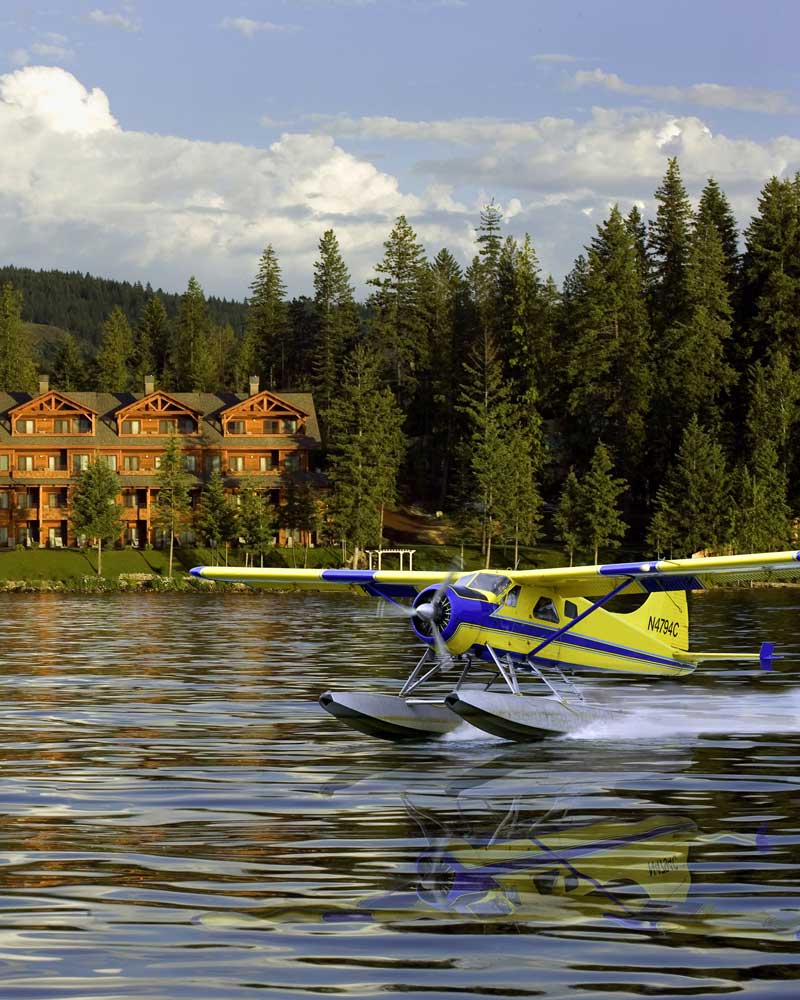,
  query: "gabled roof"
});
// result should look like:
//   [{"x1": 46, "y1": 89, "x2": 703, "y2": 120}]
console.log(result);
[
  {"x1": 220, "y1": 389, "x2": 308, "y2": 421},
  {"x1": 8, "y1": 390, "x2": 97, "y2": 417},
  {"x1": 115, "y1": 391, "x2": 204, "y2": 420}
]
